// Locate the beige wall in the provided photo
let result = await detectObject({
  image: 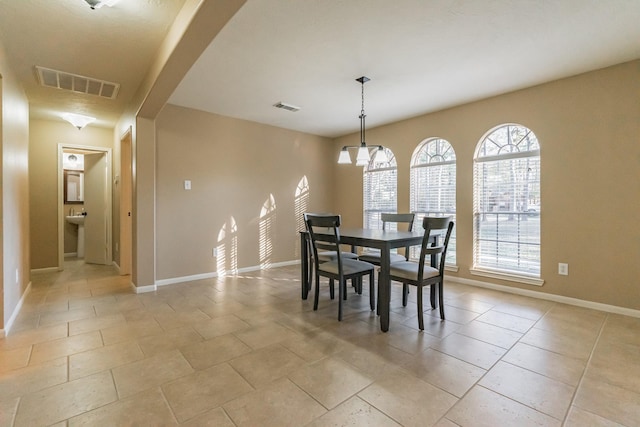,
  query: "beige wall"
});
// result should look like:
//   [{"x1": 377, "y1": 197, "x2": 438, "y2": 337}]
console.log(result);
[
  {"x1": 29, "y1": 119, "x2": 113, "y2": 269},
  {"x1": 155, "y1": 104, "x2": 335, "y2": 280},
  {"x1": 0, "y1": 41, "x2": 30, "y2": 331},
  {"x1": 117, "y1": 0, "x2": 245, "y2": 288},
  {"x1": 334, "y1": 60, "x2": 640, "y2": 310}
]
